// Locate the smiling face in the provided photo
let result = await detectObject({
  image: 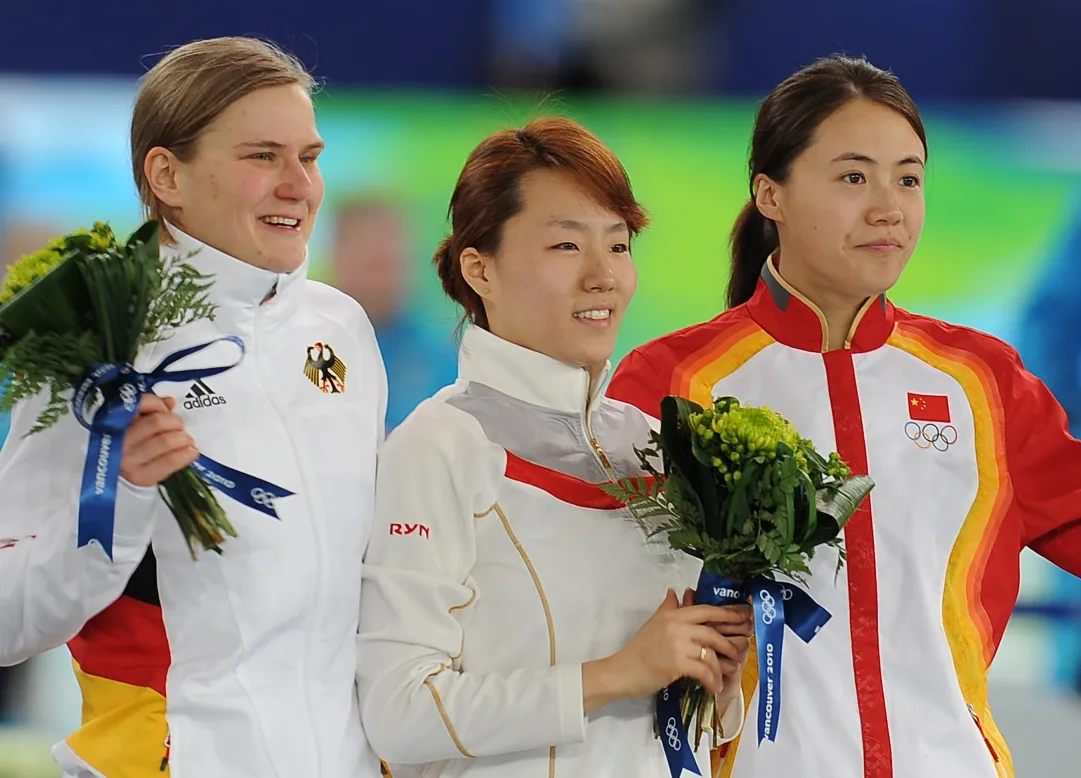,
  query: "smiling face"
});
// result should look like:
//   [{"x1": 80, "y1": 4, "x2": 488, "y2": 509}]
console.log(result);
[
  {"x1": 144, "y1": 83, "x2": 325, "y2": 273},
  {"x1": 755, "y1": 98, "x2": 927, "y2": 309},
  {"x1": 460, "y1": 169, "x2": 638, "y2": 381}
]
